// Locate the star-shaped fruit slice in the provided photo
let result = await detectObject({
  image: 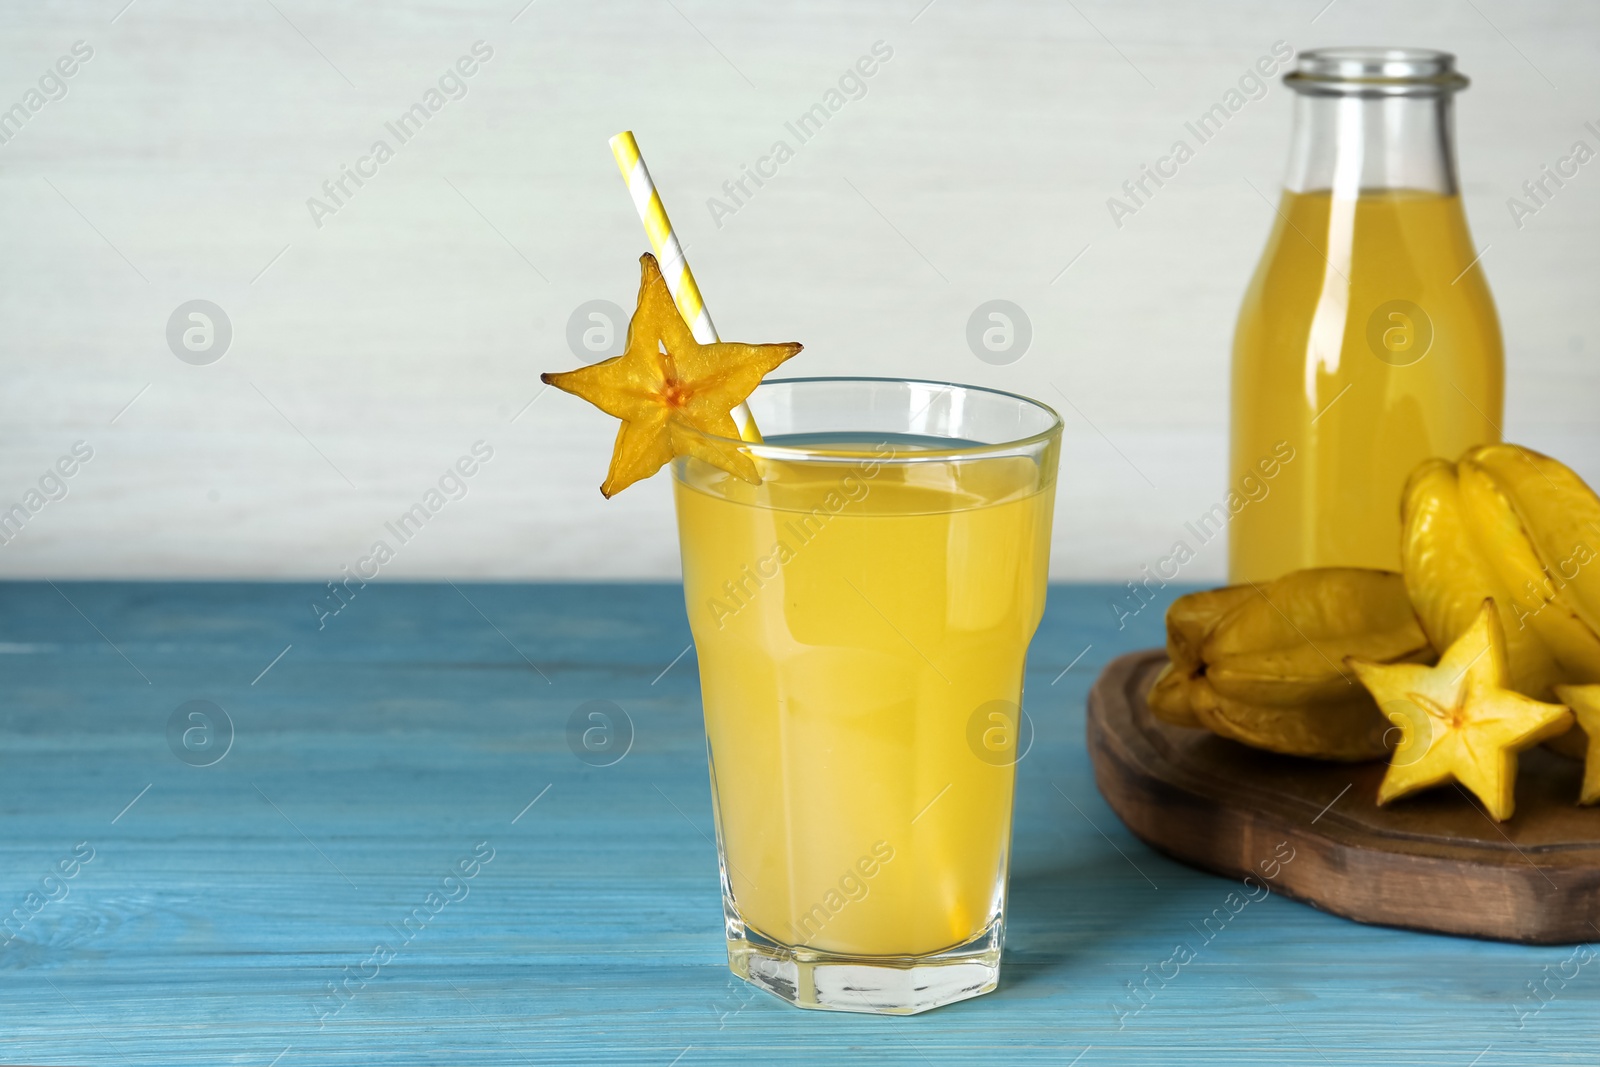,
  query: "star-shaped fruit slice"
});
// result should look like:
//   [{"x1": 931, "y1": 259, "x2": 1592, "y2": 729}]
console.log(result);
[
  {"x1": 1347, "y1": 599, "x2": 1572, "y2": 821},
  {"x1": 541, "y1": 253, "x2": 802, "y2": 497},
  {"x1": 1554, "y1": 685, "x2": 1600, "y2": 805}
]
